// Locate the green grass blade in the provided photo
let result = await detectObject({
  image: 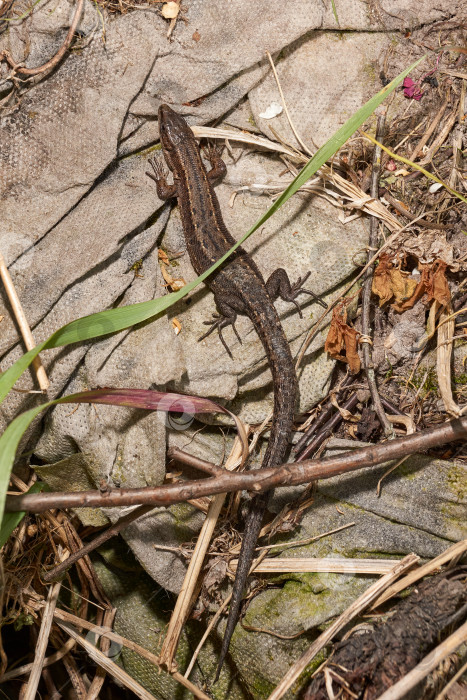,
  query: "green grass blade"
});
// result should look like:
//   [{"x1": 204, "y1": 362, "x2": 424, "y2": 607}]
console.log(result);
[
  {"x1": 0, "y1": 56, "x2": 425, "y2": 405},
  {"x1": 0, "y1": 55, "x2": 426, "y2": 524},
  {"x1": 0, "y1": 388, "x2": 231, "y2": 522}
]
